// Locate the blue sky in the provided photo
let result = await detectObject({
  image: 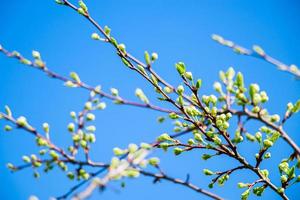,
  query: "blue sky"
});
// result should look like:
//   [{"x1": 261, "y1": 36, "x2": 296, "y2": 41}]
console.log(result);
[{"x1": 0, "y1": 0, "x2": 300, "y2": 199}]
